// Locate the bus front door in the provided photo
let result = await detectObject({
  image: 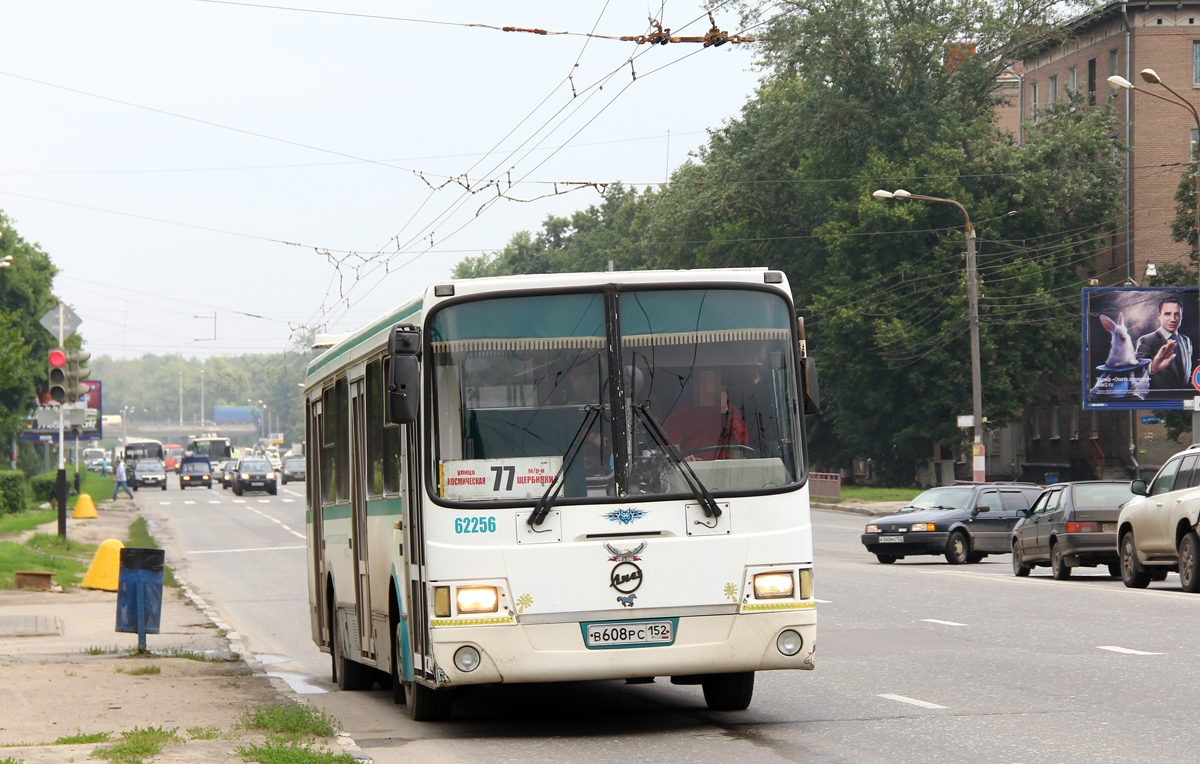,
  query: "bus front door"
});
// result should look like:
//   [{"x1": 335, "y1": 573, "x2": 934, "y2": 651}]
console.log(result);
[{"x1": 350, "y1": 379, "x2": 374, "y2": 660}]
